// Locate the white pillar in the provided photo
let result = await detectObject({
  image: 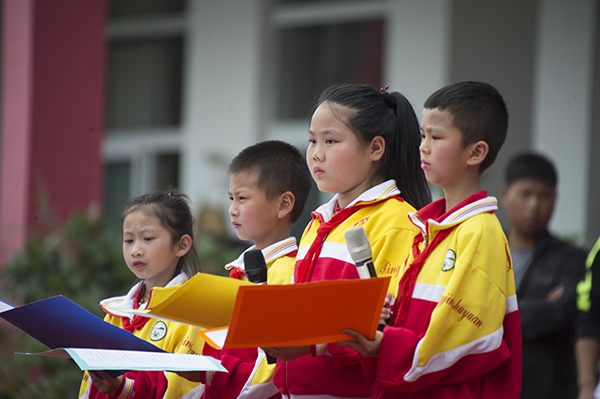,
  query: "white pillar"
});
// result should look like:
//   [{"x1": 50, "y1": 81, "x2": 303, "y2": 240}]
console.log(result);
[
  {"x1": 181, "y1": 0, "x2": 264, "y2": 211},
  {"x1": 386, "y1": 0, "x2": 450, "y2": 116},
  {"x1": 532, "y1": 0, "x2": 596, "y2": 238},
  {"x1": 387, "y1": 0, "x2": 450, "y2": 199}
]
